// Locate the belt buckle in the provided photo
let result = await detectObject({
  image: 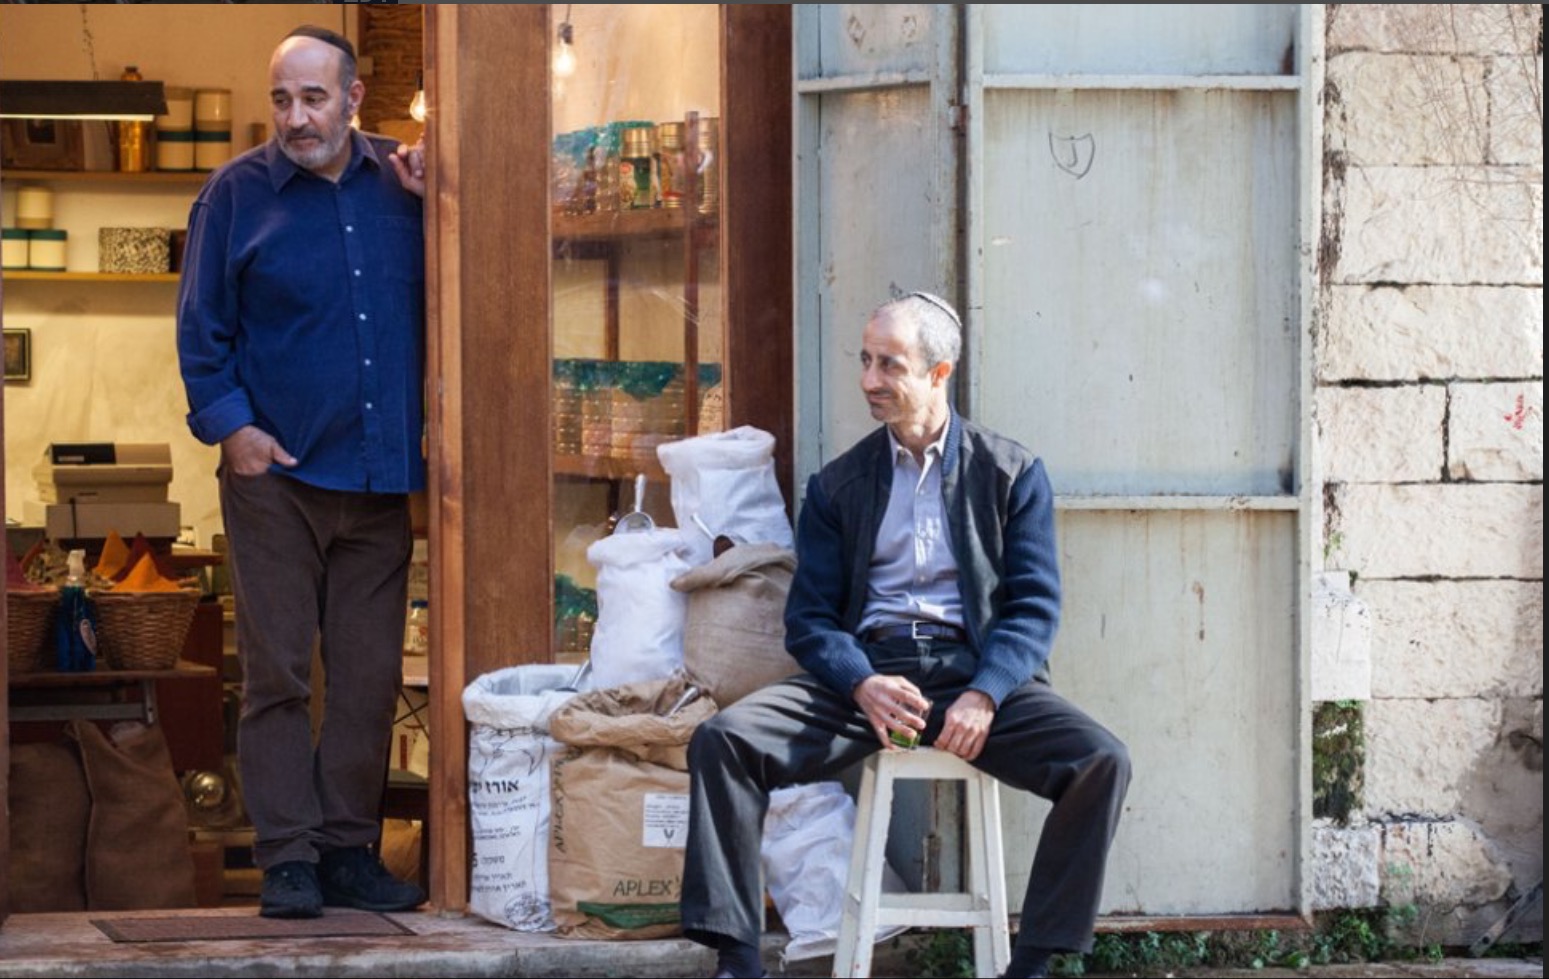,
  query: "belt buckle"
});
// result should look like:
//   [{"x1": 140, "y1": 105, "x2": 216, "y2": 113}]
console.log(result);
[{"x1": 909, "y1": 621, "x2": 931, "y2": 641}]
